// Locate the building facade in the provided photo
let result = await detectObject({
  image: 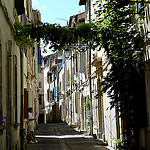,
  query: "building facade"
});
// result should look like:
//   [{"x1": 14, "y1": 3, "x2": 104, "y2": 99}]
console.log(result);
[
  {"x1": 22, "y1": 1, "x2": 41, "y2": 146},
  {"x1": 0, "y1": 0, "x2": 41, "y2": 149},
  {"x1": 0, "y1": 0, "x2": 24, "y2": 149},
  {"x1": 78, "y1": 0, "x2": 118, "y2": 147},
  {"x1": 44, "y1": 52, "x2": 62, "y2": 123},
  {"x1": 38, "y1": 56, "x2": 45, "y2": 123}
]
